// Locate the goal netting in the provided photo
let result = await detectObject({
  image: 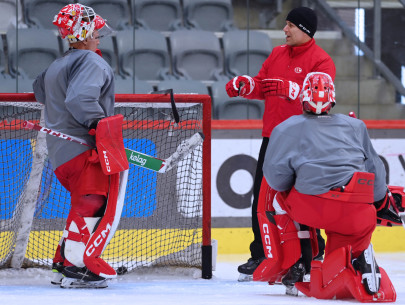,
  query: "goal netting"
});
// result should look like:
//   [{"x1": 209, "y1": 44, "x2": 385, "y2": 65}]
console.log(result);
[{"x1": 0, "y1": 93, "x2": 212, "y2": 278}]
